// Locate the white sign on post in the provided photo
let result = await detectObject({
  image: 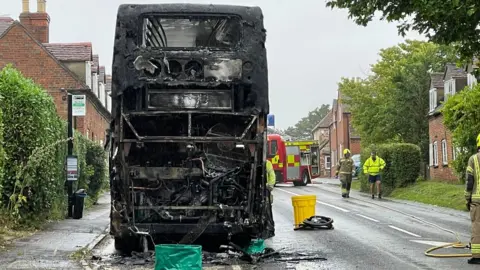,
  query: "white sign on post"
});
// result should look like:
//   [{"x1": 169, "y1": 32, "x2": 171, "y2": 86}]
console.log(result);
[
  {"x1": 66, "y1": 156, "x2": 78, "y2": 181},
  {"x1": 72, "y1": 95, "x2": 86, "y2": 116}
]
